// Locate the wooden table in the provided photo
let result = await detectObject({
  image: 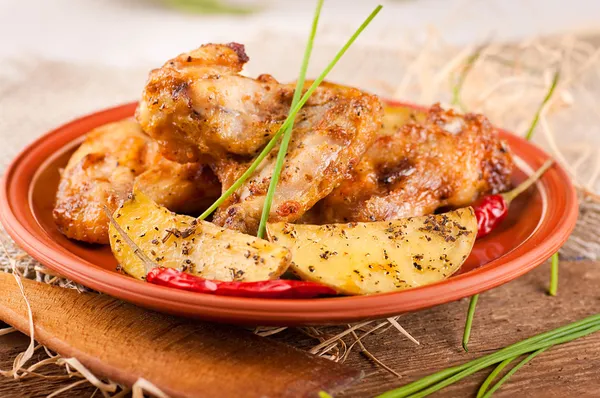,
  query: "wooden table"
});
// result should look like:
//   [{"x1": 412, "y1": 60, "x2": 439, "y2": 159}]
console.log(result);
[{"x1": 1, "y1": 260, "x2": 599, "y2": 397}]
